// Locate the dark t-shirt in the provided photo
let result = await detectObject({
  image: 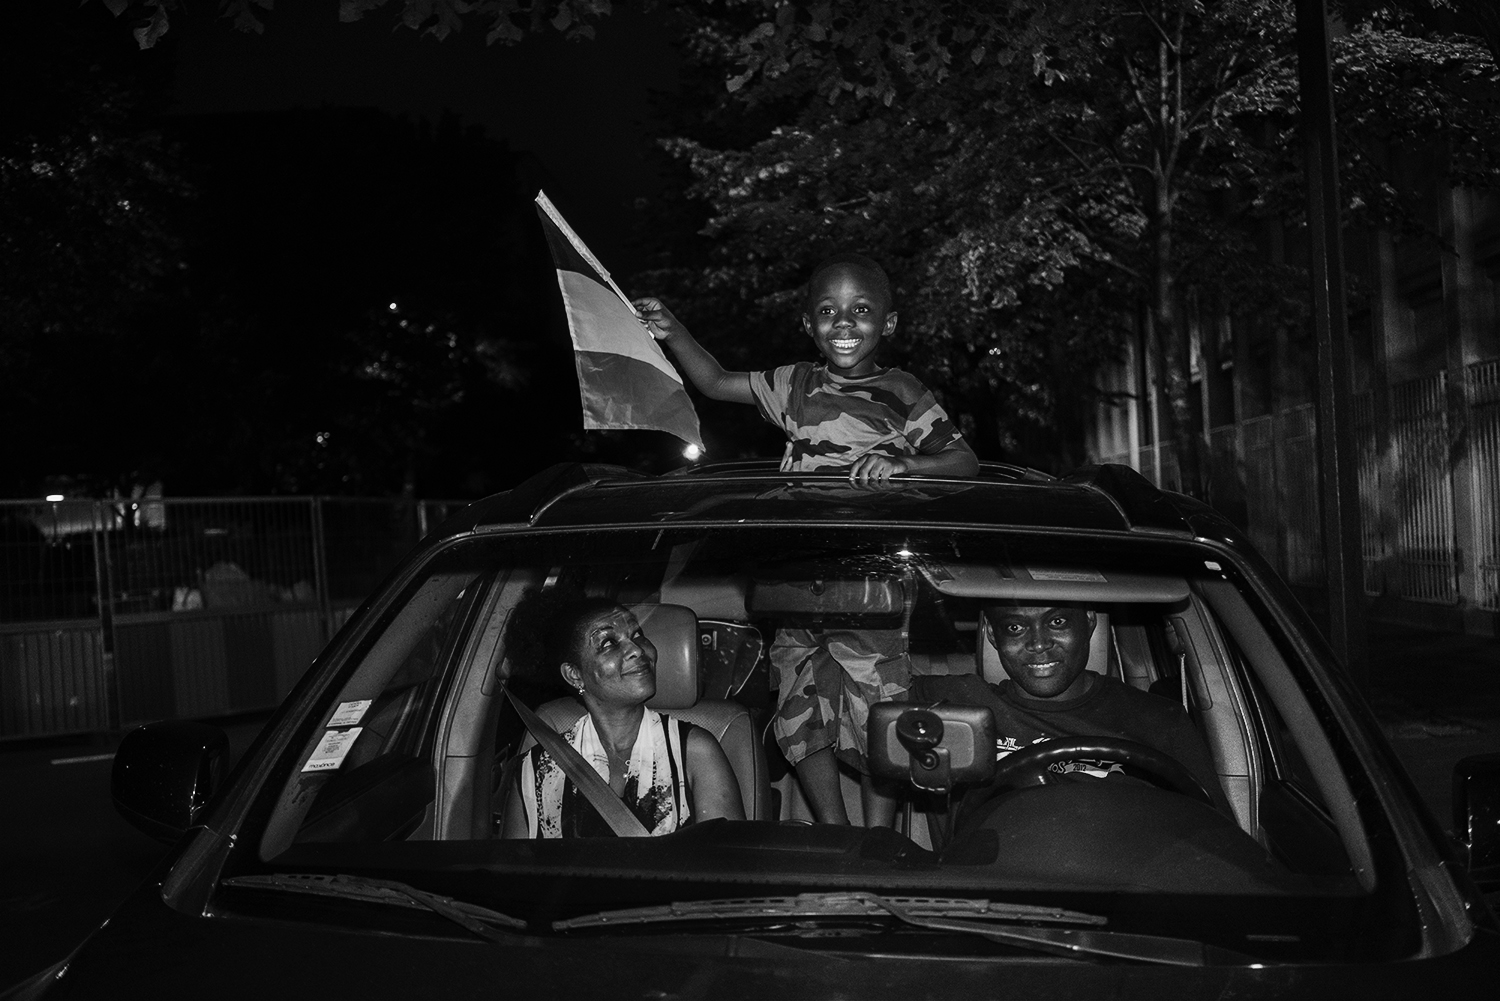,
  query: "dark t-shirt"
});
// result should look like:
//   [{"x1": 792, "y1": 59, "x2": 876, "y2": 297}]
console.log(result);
[{"x1": 910, "y1": 672, "x2": 1233, "y2": 820}]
